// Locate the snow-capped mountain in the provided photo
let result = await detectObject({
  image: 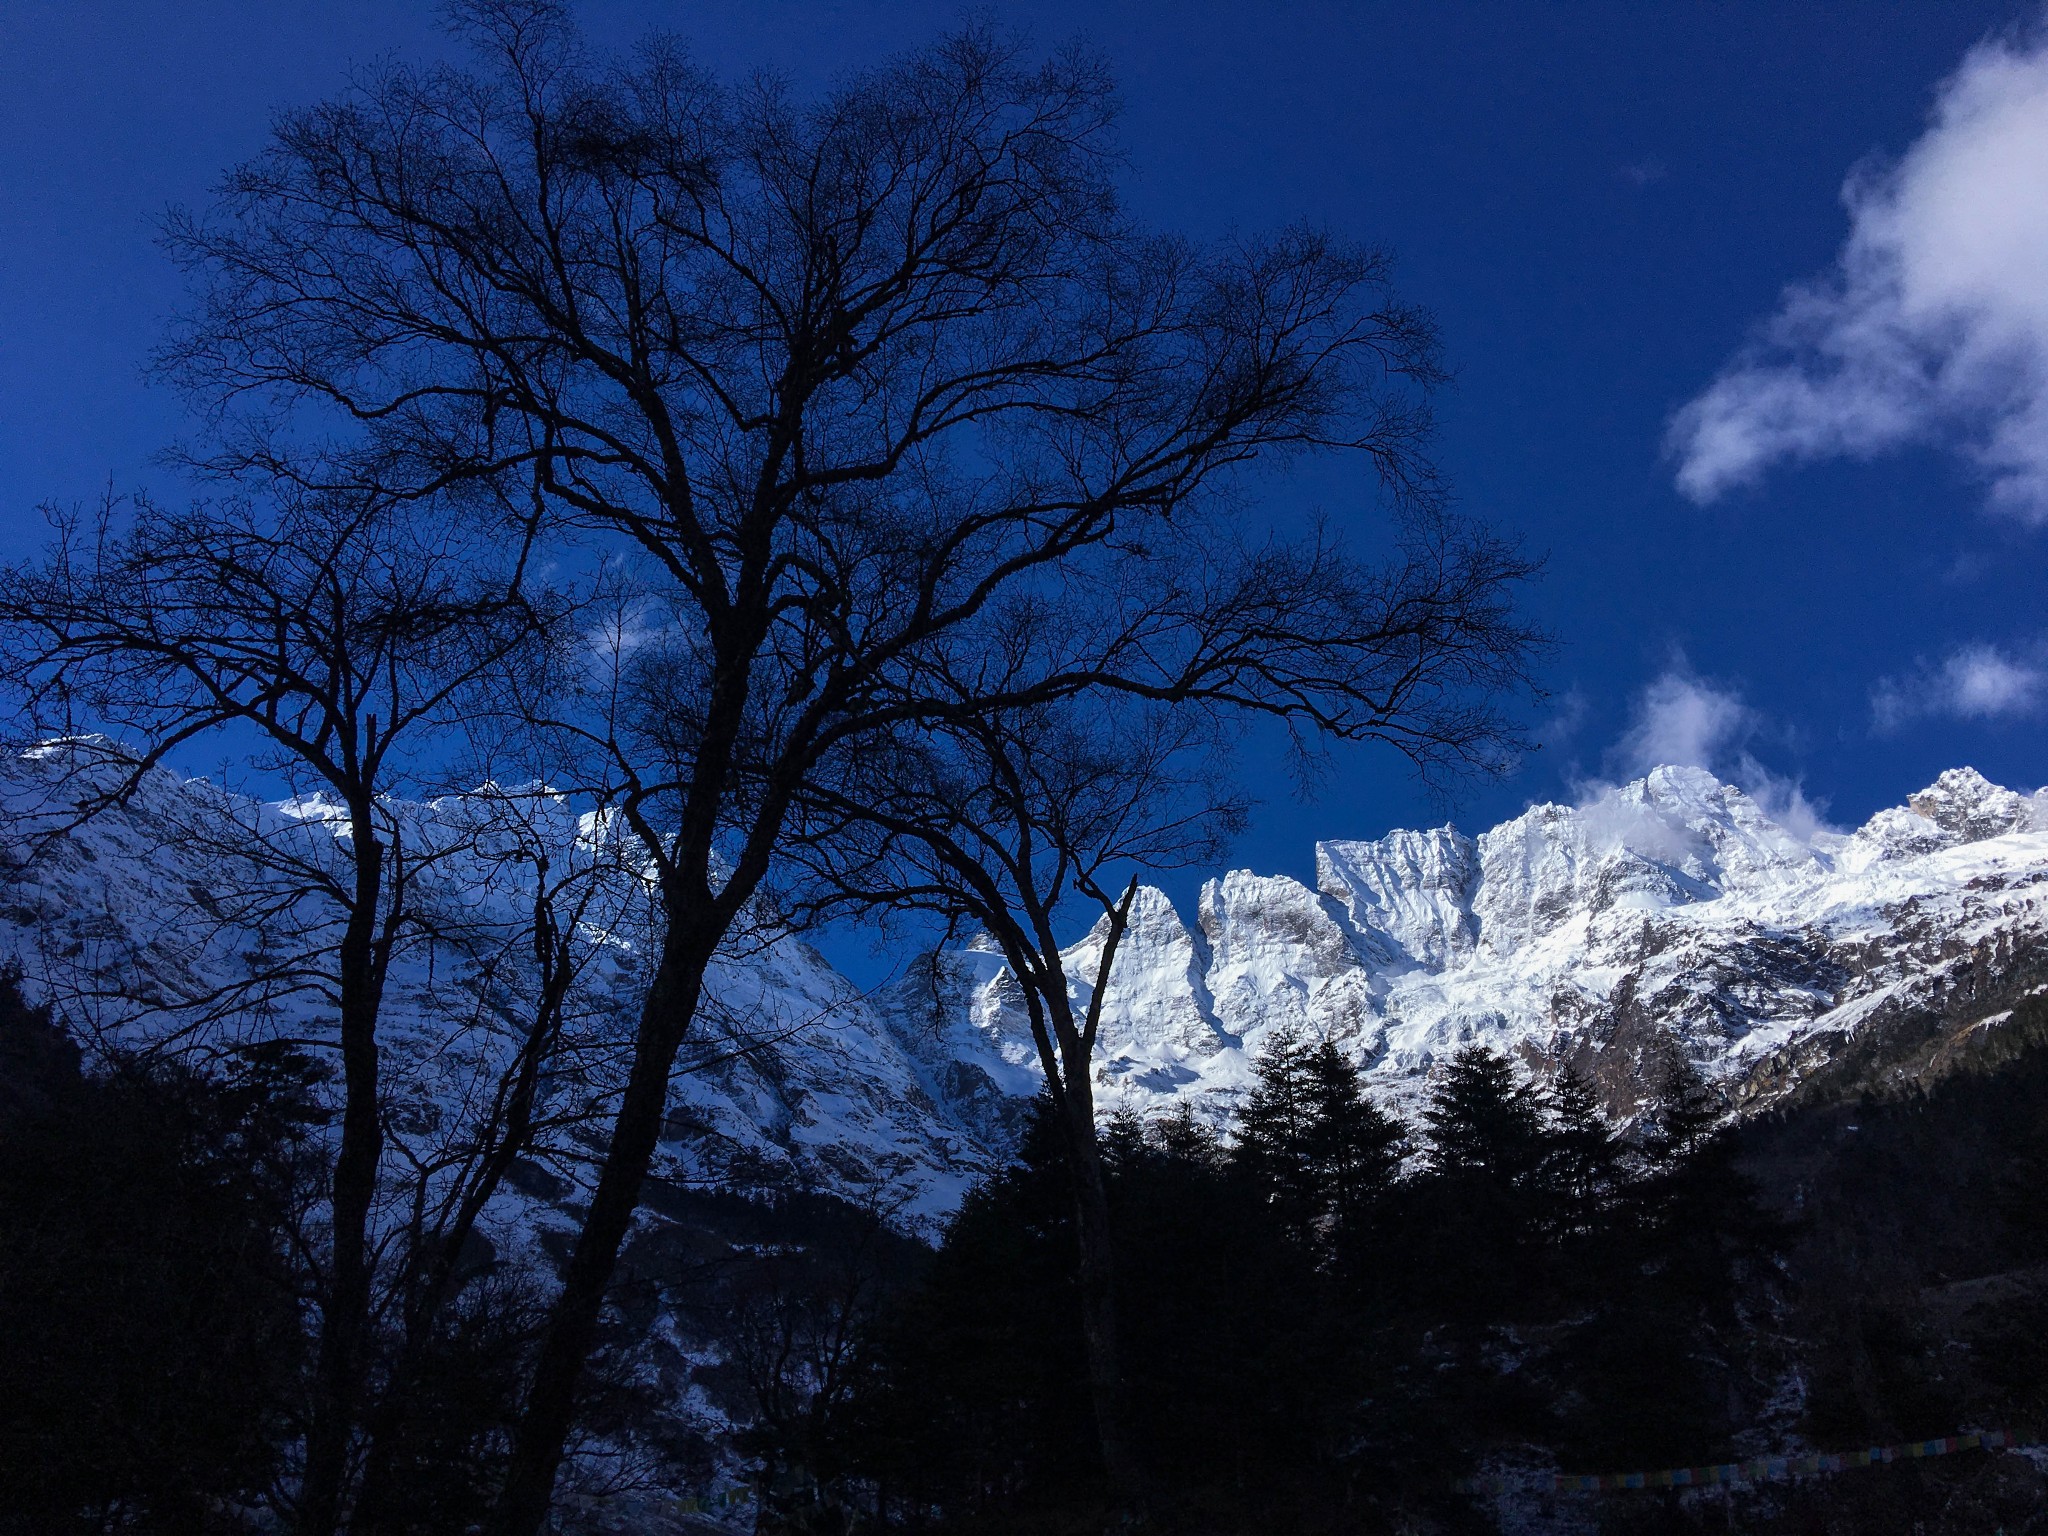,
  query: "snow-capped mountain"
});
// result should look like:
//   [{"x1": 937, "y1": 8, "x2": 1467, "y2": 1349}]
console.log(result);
[
  {"x1": 906, "y1": 762, "x2": 2048, "y2": 1128},
  {"x1": 3, "y1": 742, "x2": 2047, "y2": 1234},
  {"x1": 0, "y1": 742, "x2": 1004, "y2": 1235}
]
